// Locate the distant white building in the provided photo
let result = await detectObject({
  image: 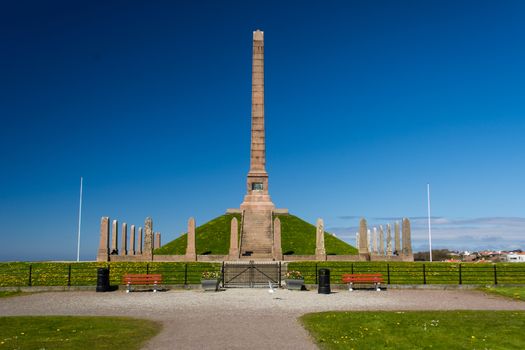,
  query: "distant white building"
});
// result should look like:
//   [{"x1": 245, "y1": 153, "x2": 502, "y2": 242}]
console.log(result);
[{"x1": 505, "y1": 253, "x2": 525, "y2": 262}]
